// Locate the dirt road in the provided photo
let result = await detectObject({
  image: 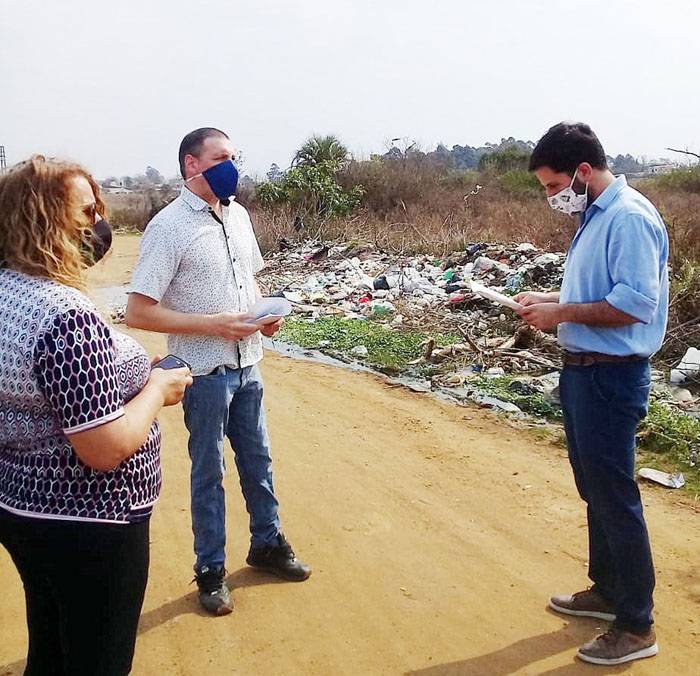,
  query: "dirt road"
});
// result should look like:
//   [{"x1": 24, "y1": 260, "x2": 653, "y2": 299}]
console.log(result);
[{"x1": 1, "y1": 236, "x2": 698, "y2": 675}]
